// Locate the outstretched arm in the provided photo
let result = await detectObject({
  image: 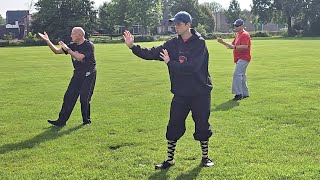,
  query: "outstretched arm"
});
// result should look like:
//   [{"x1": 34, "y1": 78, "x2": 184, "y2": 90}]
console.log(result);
[
  {"x1": 38, "y1": 32, "x2": 64, "y2": 54},
  {"x1": 217, "y1": 37, "x2": 248, "y2": 50},
  {"x1": 123, "y1": 30, "x2": 164, "y2": 61}
]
